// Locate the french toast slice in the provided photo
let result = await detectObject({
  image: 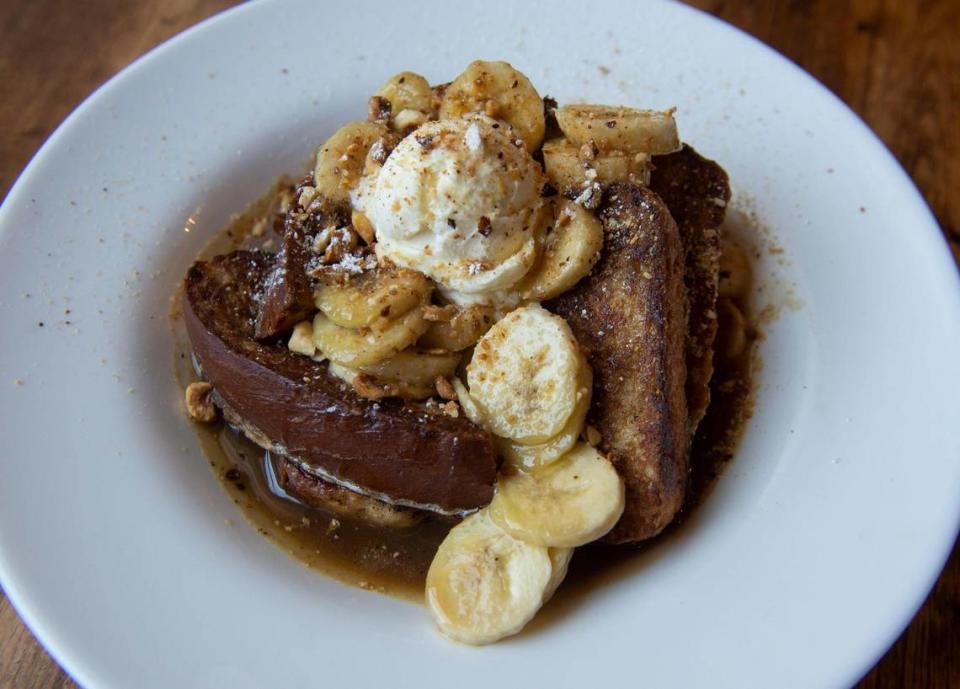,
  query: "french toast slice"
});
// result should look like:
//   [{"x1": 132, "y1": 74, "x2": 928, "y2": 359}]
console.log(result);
[
  {"x1": 183, "y1": 250, "x2": 497, "y2": 514},
  {"x1": 254, "y1": 189, "x2": 350, "y2": 341},
  {"x1": 548, "y1": 147, "x2": 730, "y2": 543},
  {"x1": 548, "y1": 183, "x2": 689, "y2": 543},
  {"x1": 650, "y1": 145, "x2": 730, "y2": 431}
]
